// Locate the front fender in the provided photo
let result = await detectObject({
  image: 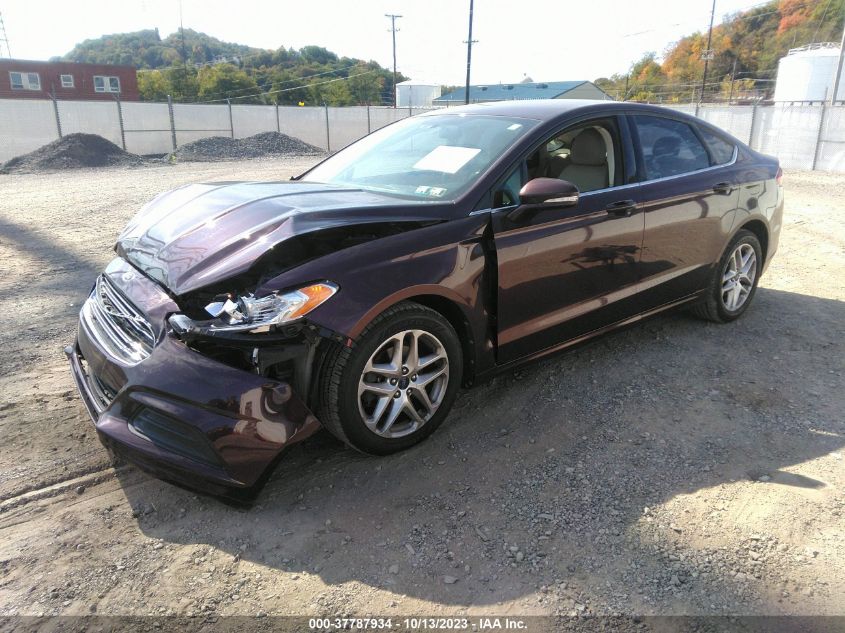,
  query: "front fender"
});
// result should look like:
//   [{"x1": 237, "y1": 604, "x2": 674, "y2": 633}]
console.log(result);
[{"x1": 258, "y1": 214, "x2": 496, "y2": 375}]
